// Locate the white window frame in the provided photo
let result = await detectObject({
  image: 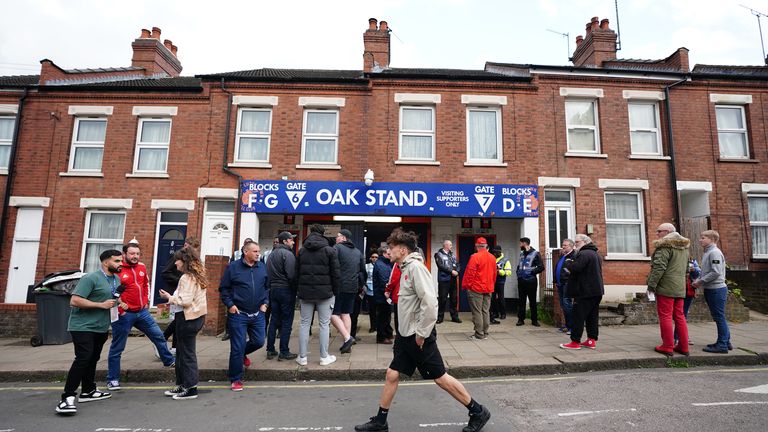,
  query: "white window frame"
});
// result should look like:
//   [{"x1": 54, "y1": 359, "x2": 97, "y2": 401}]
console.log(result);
[
  {"x1": 234, "y1": 107, "x2": 272, "y2": 163},
  {"x1": 715, "y1": 105, "x2": 750, "y2": 159},
  {"x1": 565, "y1": 99, "x2": 600, "y2": 154},
  {"x1": 628, "y1": 101, "x2": 662, "y2": 156},
  {"x1": 465, "y1": 106, "x2": 503, "y2": 164},
  {"x1": 543, "y1": 189, "x2": 576, "y2": 251},
  {"x1": 301, "y1": 108, "x2": 339, "y2": 165},
  {"x1": 748, "y1": 194, "x2": 768, "y2": 259},
  {"x1": 604, "y1": 191, "x2": 647, "y2": 257},
  {"x1": 0, "y1": 114, "x2": 15, "y2": 170},
  {"x1": 68, "y1": 117, "x2": 107, "y2": 172},
  {"x1": 80, "y1": 210, "x2": 126, "y2": 273},
  {"x1": 398, "y1": 105, "x2": 435, "y2": 161},
  {"x1": 133, "y1": 117, "x2": 172, "y2": 173}
]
